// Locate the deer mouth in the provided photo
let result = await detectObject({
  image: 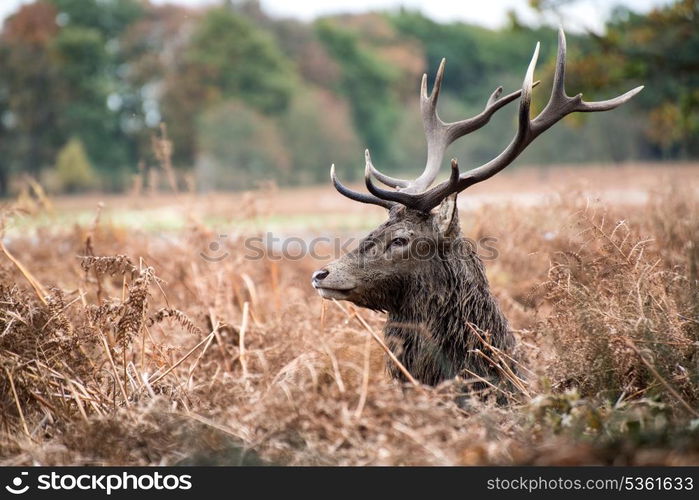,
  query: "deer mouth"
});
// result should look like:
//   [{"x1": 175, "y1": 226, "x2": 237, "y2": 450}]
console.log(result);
[{"x1": 313, "y1": 285, "x2": 355, "y2": 300}]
